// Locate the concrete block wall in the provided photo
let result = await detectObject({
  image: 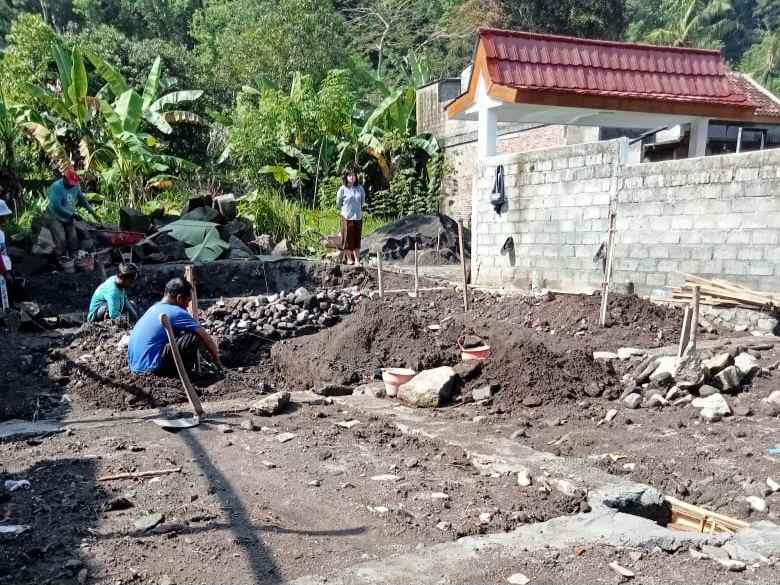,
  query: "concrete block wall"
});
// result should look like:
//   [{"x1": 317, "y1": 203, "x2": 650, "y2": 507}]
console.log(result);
[
  {"x1": 473, "y1": 141, "x2": 780, "y2": 295},
  {"x1": 612, "y1": 149, "x2": 780, "y2": 293},
  {"x1": 472, "y1": 140, "x2": 623, "y2": 289}
]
